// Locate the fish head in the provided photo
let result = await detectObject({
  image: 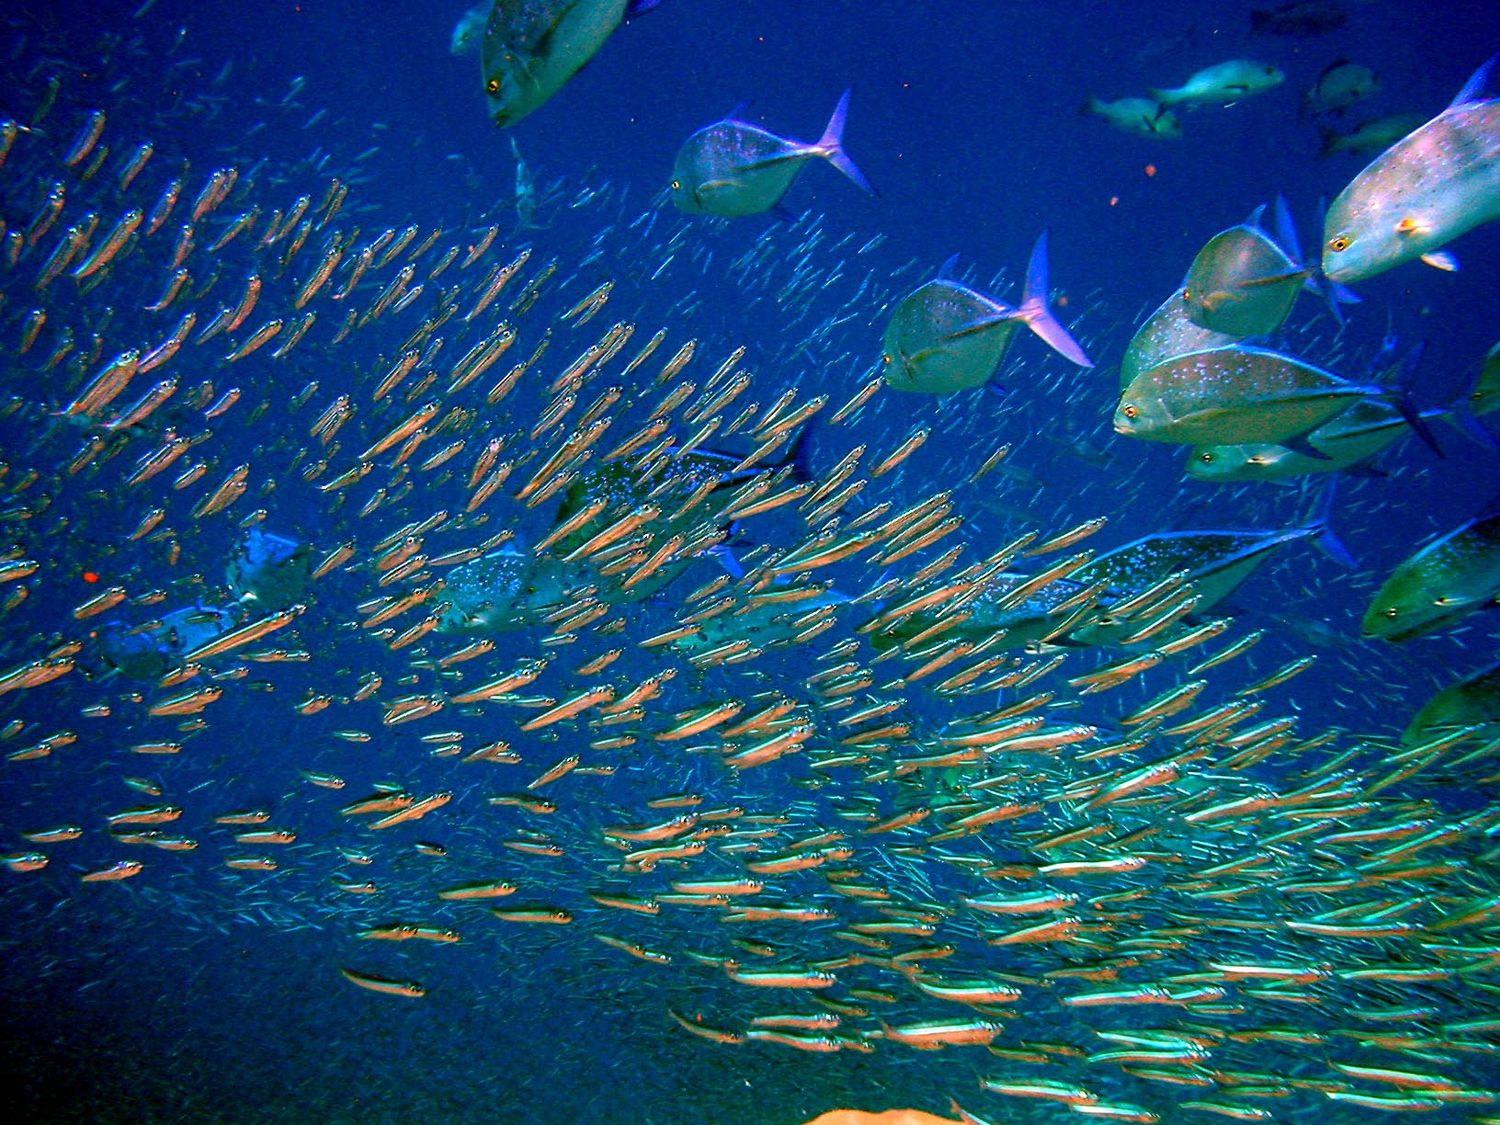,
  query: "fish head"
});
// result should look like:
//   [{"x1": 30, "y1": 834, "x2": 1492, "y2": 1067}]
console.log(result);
[
  {"x1": 1322, "y1": 184, "x2": 1438, "y2": 283},
  {"x1": 482, "y1": 0, "x2": 630, "y2": 125},
  {"x1": 1186, "y1": 445, "x2": 1265, "y2": 481},
  {"x1": 1362, "y1": 566, "x2": 1452, "y2": 640},
  {"x1": 1113, "y1": 380, "x2": 1171, "y2": 439}
]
